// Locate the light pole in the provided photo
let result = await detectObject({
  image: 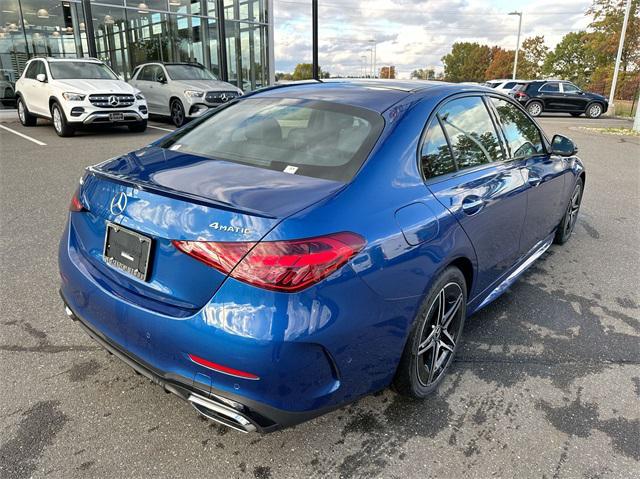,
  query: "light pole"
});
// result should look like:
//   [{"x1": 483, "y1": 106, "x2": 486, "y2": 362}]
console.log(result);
[
  {"x1": 368, "y1": 39, "x2": 376, "y2": 78},
  {"x1": 608, "y1": 0, "x2": 632, "y2": 113},
  {"x1": 366, "y1": 47, "x2": 372, "y2": 77},
  {"x1": 312, "y1": 0, "x2": 319, "y2": 80},
  {"x1": 509, "y1": 11, "x2": 522, "y2": 80},
  {"x1": 360, "y1": 55, "x2": 367, "y2": 77}
]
